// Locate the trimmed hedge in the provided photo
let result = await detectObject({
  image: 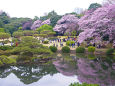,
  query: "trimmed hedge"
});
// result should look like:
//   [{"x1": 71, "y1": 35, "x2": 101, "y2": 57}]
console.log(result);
[
  {"x1": 88, "y1": 46, "x2": 95, "y2": 53},
  {"x1": 49, "y1": 46, "x2": 57, "y2": 52},
  {"x1": 76, "y1": 47, "x2": 85, "y2": 53},
  {"x1": 66, "y1": 41, "x2": 75, "y2": 46},
  {"x1": 43, "y1": 40, "x2": 49, "y2": 44},
  {"x1": 62, "y1": 46, "x2": 70, "y2": 53},
  {"x1": 106, "y1": 48, "x2": 114, "y2": 55}
]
